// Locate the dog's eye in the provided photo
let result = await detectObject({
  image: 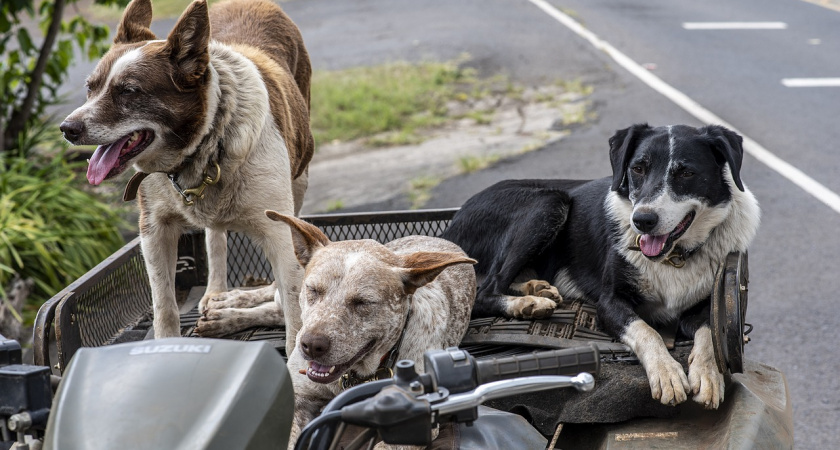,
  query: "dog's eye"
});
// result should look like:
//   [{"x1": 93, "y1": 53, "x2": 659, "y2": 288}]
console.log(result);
[
  {"x1": 679, "y1": 170, "x2": 695, "y2": 178},
  {"x1": 631, "y1": 165, "x2": 645, "y2": 175},
  {"x1": 119, "y1": 85, "x2": 140, "y2": 96},
  {"x1": 306, "y1": 285, "x2": 324, "y2": 299},
  {"x1": 349, "y1": 297, "x2": 369, "y2": 308}
]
